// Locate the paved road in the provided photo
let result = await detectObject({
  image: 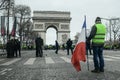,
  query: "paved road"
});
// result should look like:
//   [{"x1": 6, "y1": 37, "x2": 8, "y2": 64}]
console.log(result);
[{"x1": 0, "y1": 50, "x2": 120, "y2": 80}]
